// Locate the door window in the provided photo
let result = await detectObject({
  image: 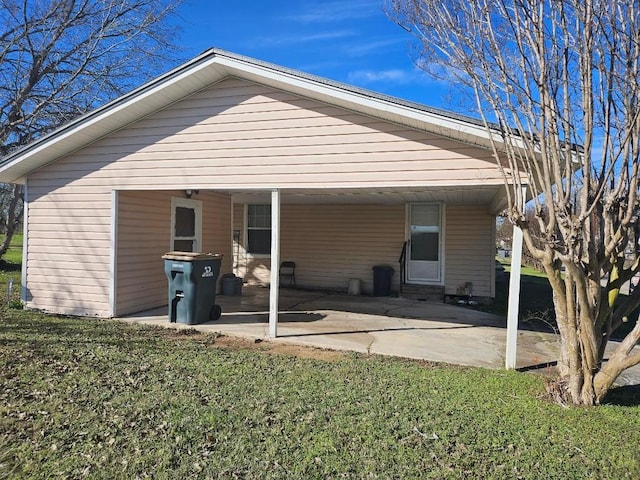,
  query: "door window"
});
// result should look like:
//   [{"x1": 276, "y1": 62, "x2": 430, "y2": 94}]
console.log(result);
[
  {"x1": 408, "y1": 203, "x2": 442, "y2": 283},
  {"x1": 410, "y1": 204, "x2": 440, "y2": 262},
  {"x1": 171, "y1": 198, "x2": 202, "y2": 252}
]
